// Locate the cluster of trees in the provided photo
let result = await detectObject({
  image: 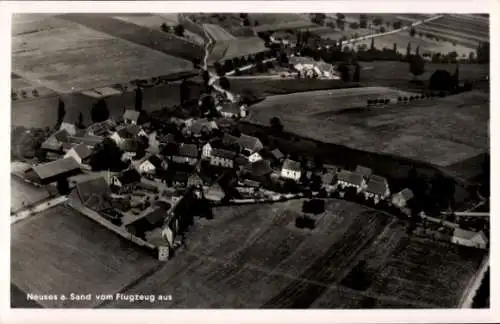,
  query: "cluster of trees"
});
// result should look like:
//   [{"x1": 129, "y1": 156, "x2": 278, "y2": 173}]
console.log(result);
[
  {"x1": 11, "y1": 126, "x2": 52, "y2": 162},
  {"x1": 310, "y1": 13, "x2": 327, "y2": 26},
  {"x1": 161, "y1": 23, "x2": 185, "y2": 37},
  {"x1": 213, "y1": 50, "x2": 274, "y2": 76}
]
